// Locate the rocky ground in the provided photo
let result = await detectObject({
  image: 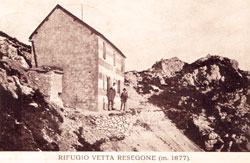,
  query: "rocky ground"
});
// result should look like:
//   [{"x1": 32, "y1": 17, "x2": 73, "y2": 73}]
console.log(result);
[
  {"x1": 0, "y1": 31, "x2": 202, "y2": 151},
  {"x1": 126, "y1": 55, "x2": 250, "y2": 152}
]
